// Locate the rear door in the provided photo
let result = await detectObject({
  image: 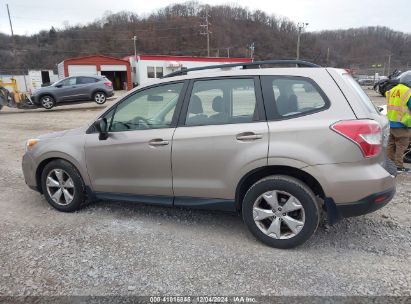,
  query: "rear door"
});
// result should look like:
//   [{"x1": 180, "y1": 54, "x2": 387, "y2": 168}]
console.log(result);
[
  {"x1": 76, "y1": 76, "x2": 98, "y2": 99},
  {"x1": 171, "y1": 77, "x2": 269, "y2": 207}
]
